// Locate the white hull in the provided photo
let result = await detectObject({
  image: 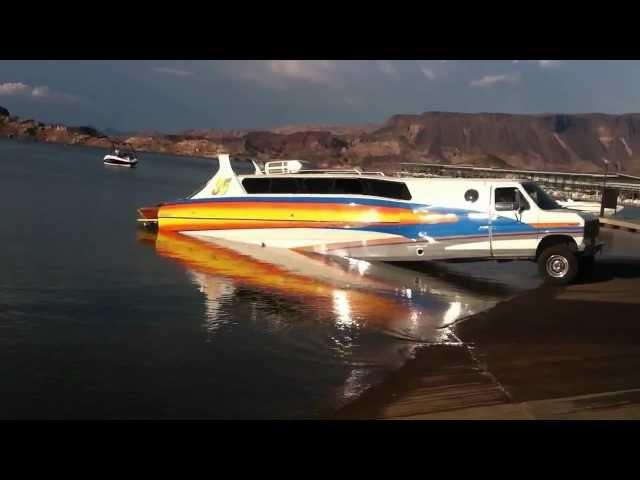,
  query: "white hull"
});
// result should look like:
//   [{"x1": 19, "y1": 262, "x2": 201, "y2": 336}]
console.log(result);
[
  {"x1": 103, "y1": 154, "x2": 138, "y2": 168},
  {"x1": 185, "y1": 228, "x2": 404, "y2": 250},
  {"x1": 104, "y1": 161, "x2": 135, "y2": 168}
]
